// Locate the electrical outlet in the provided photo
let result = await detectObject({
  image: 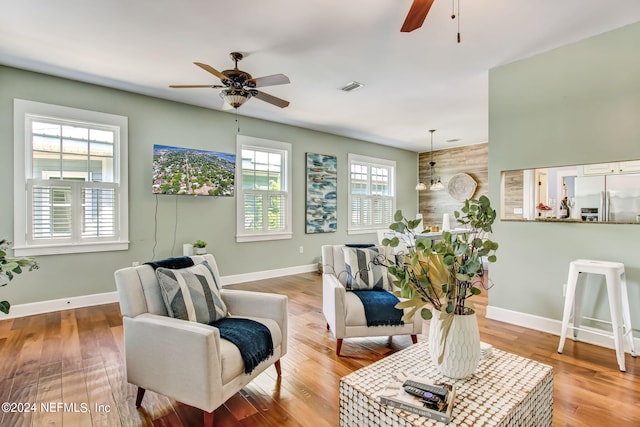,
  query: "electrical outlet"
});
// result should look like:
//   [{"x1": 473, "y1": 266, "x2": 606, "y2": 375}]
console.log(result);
[
  {"x1": 132, "y1": 261, "x2": 140, "y2": 267},
  {"x1": 562, "y1": 283, "x2": 567, "y2": 297},
  {"x1": 299, "y1": 246, "x2": 304, "y2": 254}
]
